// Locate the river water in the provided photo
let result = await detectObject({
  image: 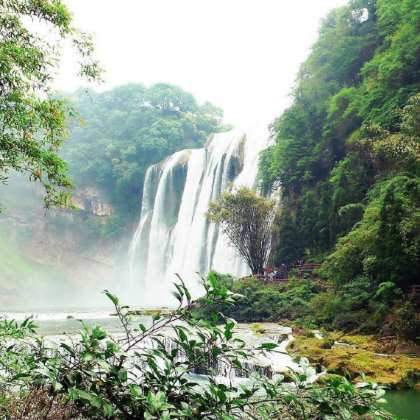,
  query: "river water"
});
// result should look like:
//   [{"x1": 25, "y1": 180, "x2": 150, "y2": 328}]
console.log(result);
[
  {"x1": 0, "y1": 306, "x2": 155, "y2": 335},
  {"x1": 1, "y1": 307, "x2": 419, "y2": 419},
  {"x1": 384, "y1": 390, "x2": 420, "y2": 420}
]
